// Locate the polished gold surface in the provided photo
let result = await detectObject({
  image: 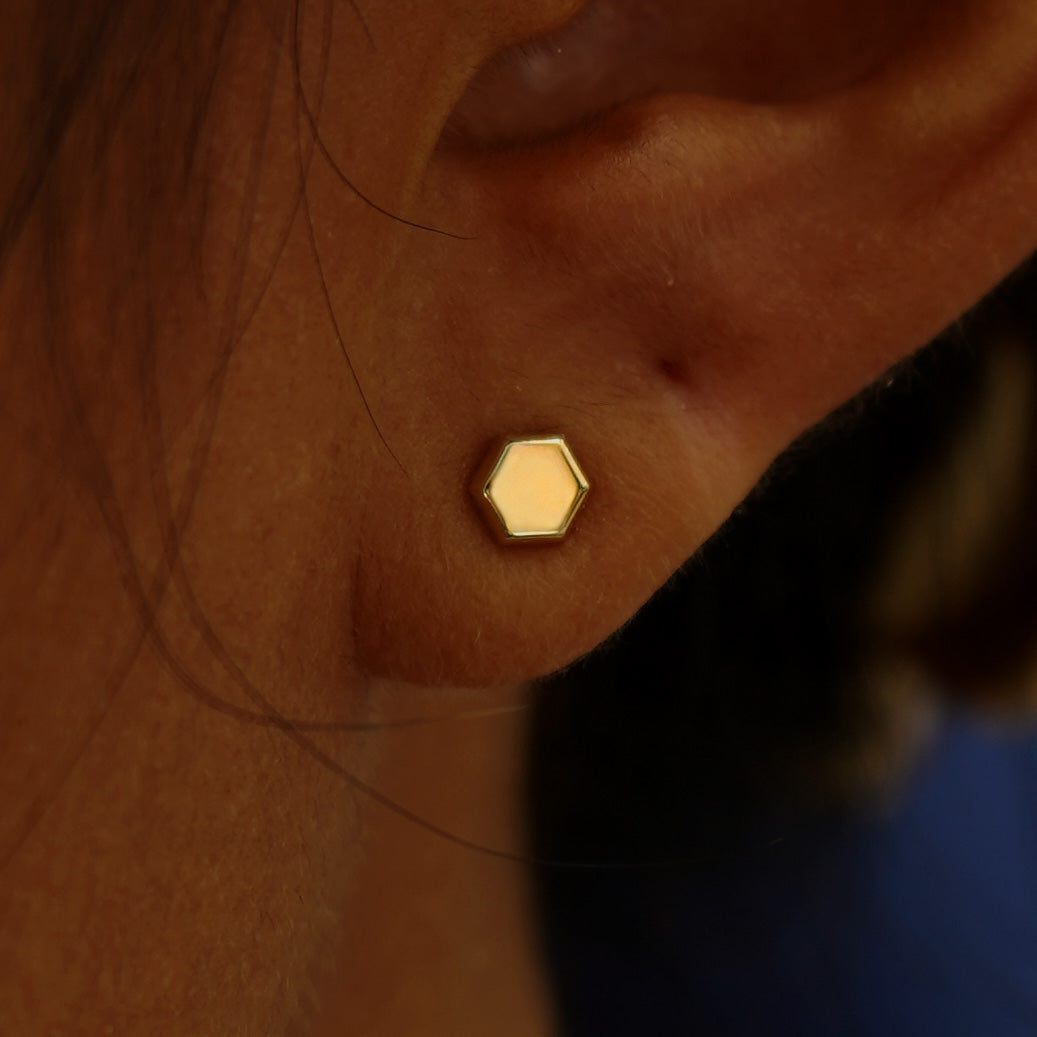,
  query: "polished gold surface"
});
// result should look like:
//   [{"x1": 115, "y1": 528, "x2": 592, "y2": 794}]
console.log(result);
[{"x1": 472, "y1": 435, "x2": 590, "y2": 543}]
